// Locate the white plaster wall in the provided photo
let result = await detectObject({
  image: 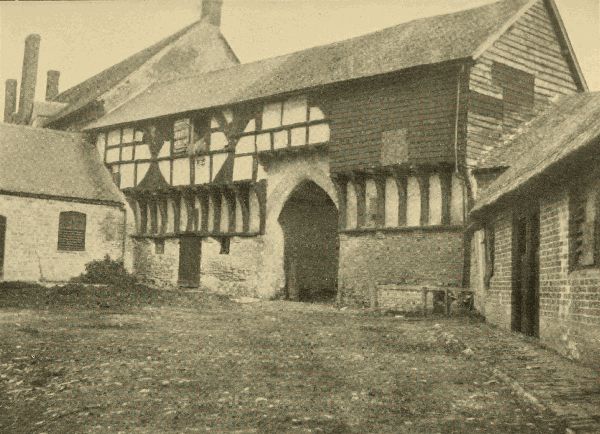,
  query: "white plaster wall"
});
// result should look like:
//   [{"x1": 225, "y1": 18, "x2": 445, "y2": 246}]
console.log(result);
[
  {"x1": 429, "y1": 174, "x2": 442, "y2": 226},
  {"x1": 0, "y1": 195, "x2": 125, "y2": 282},
  {"x1": 346, "y1": 181, "x2": 358, "y2": 229},
  {"x1": 451, "y1": 173, "x2": 465, "y2": 224},
  {"x1": 384, "y1": 177, "x2": 399, "y2": 227},
  {"x1": 365, "y1": 179, "x2": 378, "y2": 228}
]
